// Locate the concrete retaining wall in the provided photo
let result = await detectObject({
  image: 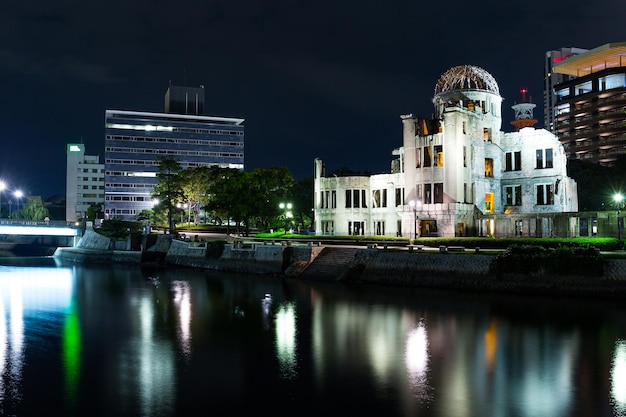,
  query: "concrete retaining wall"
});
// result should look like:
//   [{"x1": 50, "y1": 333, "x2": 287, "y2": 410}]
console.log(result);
[{"x1": 54, "y1": 236, "x2": 626, "y2": 298}]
